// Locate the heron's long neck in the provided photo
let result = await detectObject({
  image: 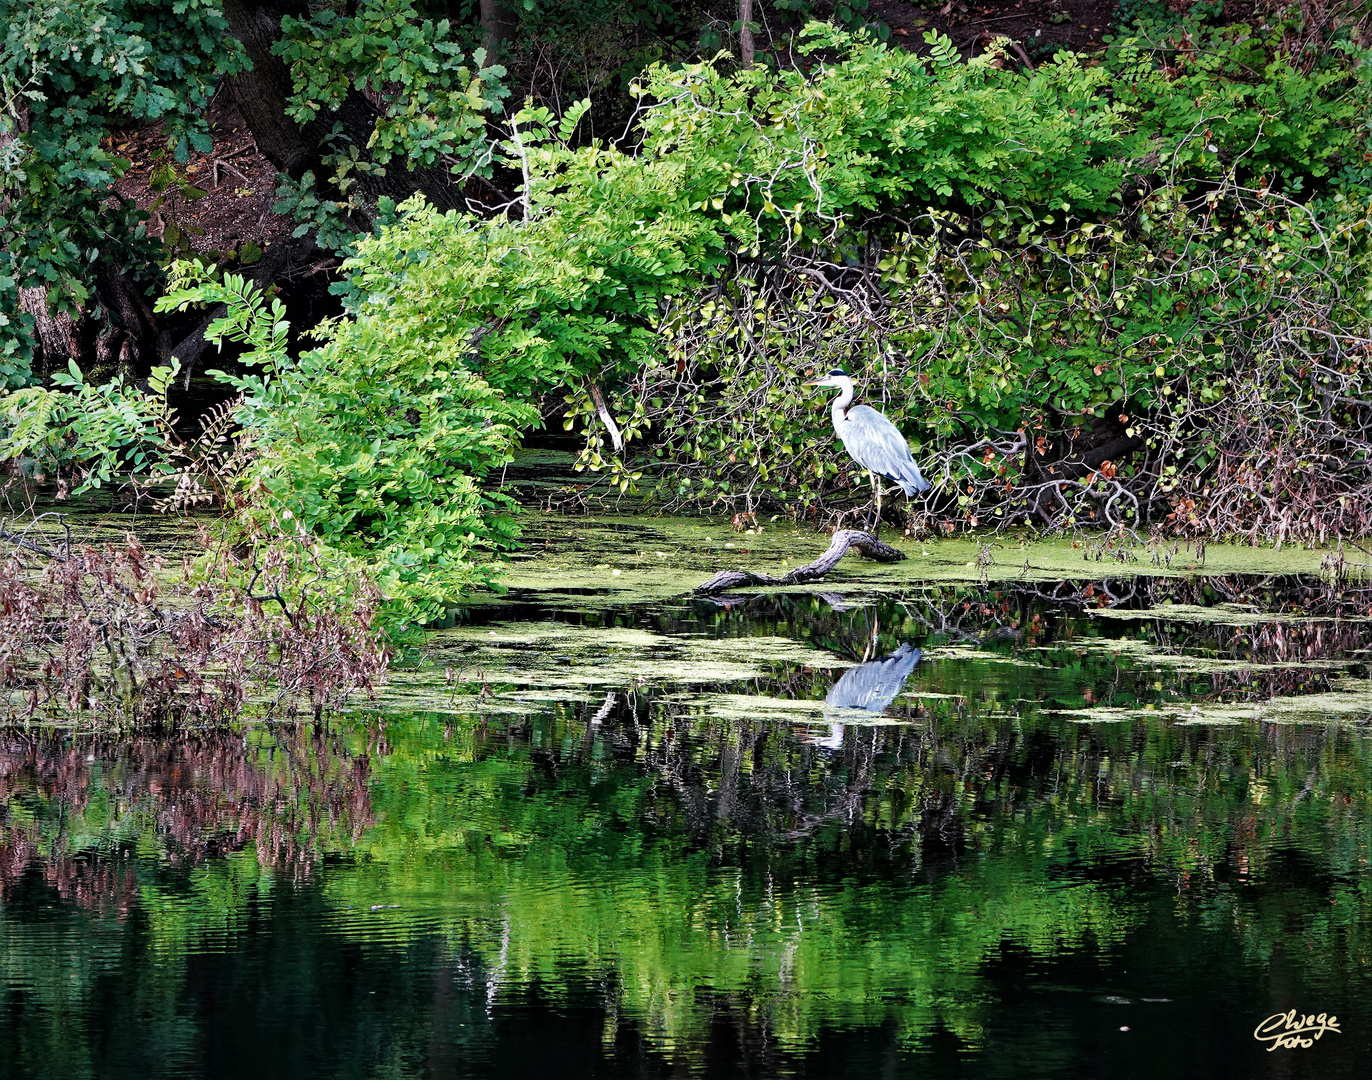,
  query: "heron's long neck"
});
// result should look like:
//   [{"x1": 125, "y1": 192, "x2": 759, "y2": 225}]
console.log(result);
[{"x1": 831, "y1": 378, "x2": 855, "y2": 426}]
